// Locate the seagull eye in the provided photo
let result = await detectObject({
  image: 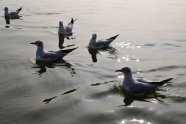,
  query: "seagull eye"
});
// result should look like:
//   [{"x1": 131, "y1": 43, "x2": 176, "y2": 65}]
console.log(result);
[{"x1": 123, "y1": 68, "x2": 129, "y2": 73}]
